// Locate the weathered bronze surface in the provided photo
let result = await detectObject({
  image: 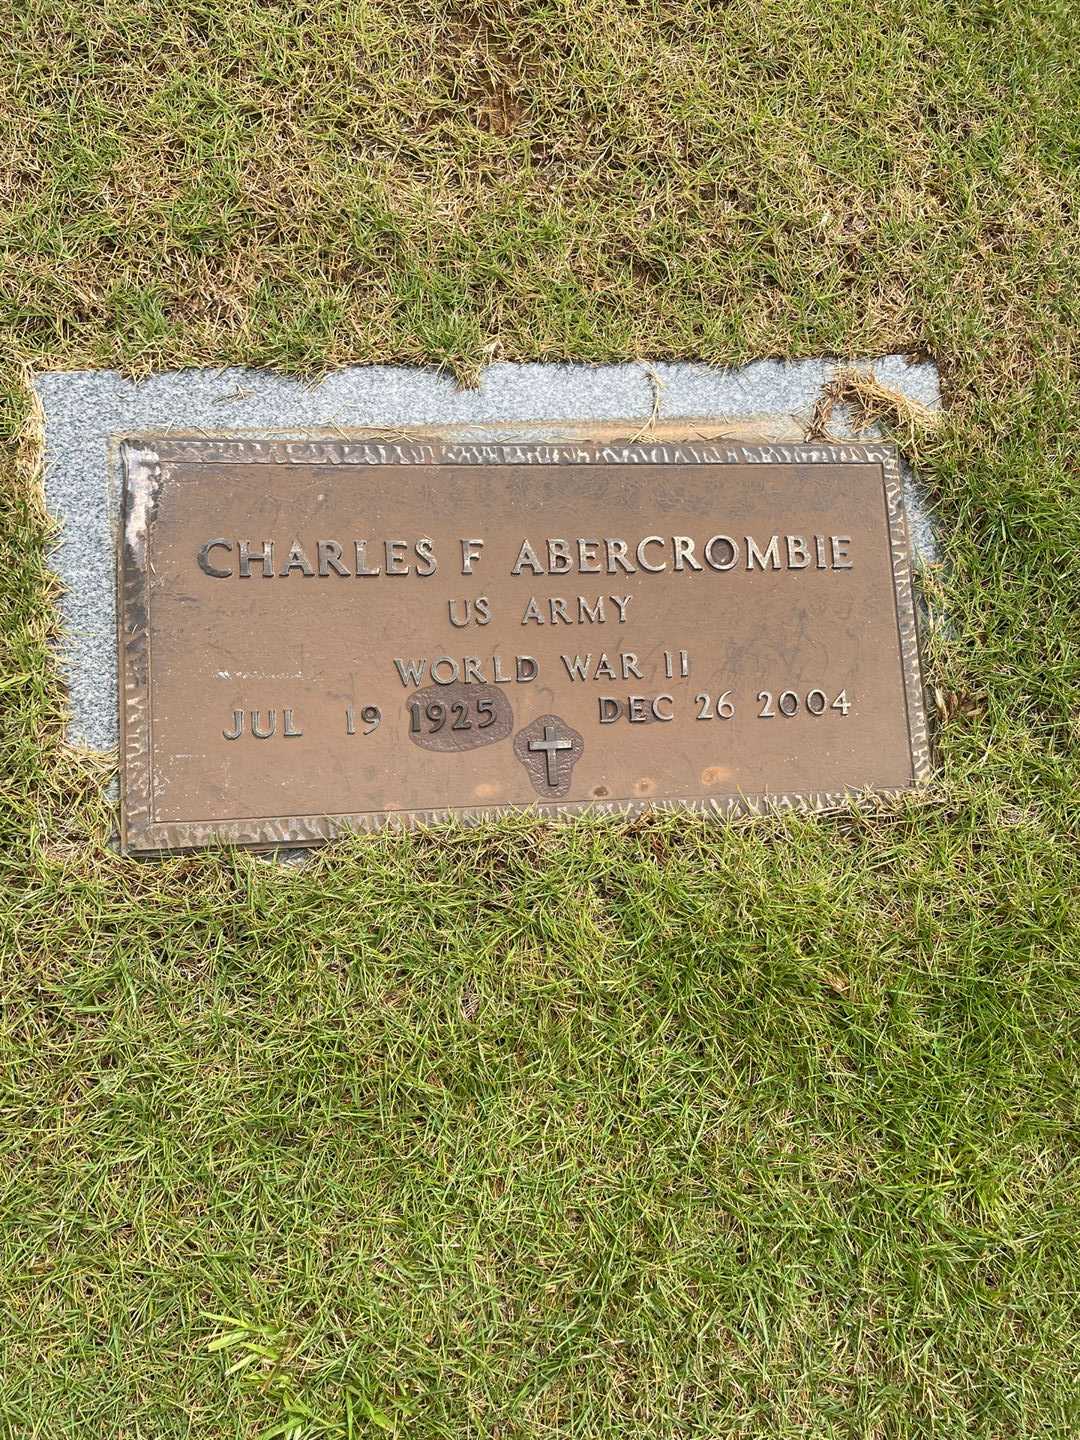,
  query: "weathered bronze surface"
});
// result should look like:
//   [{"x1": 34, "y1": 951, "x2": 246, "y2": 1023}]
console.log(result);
[{"x1": 117, "y1": 437, "x2": 930, "y2": 853}]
